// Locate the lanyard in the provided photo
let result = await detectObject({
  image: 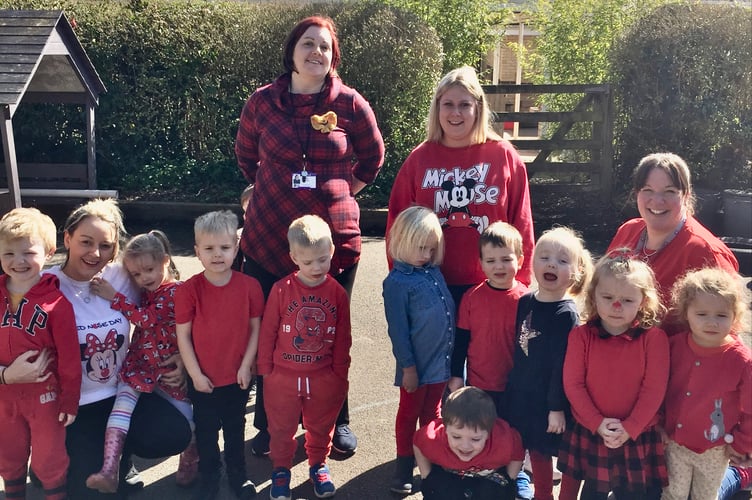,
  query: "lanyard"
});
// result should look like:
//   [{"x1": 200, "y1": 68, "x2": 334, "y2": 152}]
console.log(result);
[{"x1": 288, "y1": 80, "x2": 326, "y2": 172}]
